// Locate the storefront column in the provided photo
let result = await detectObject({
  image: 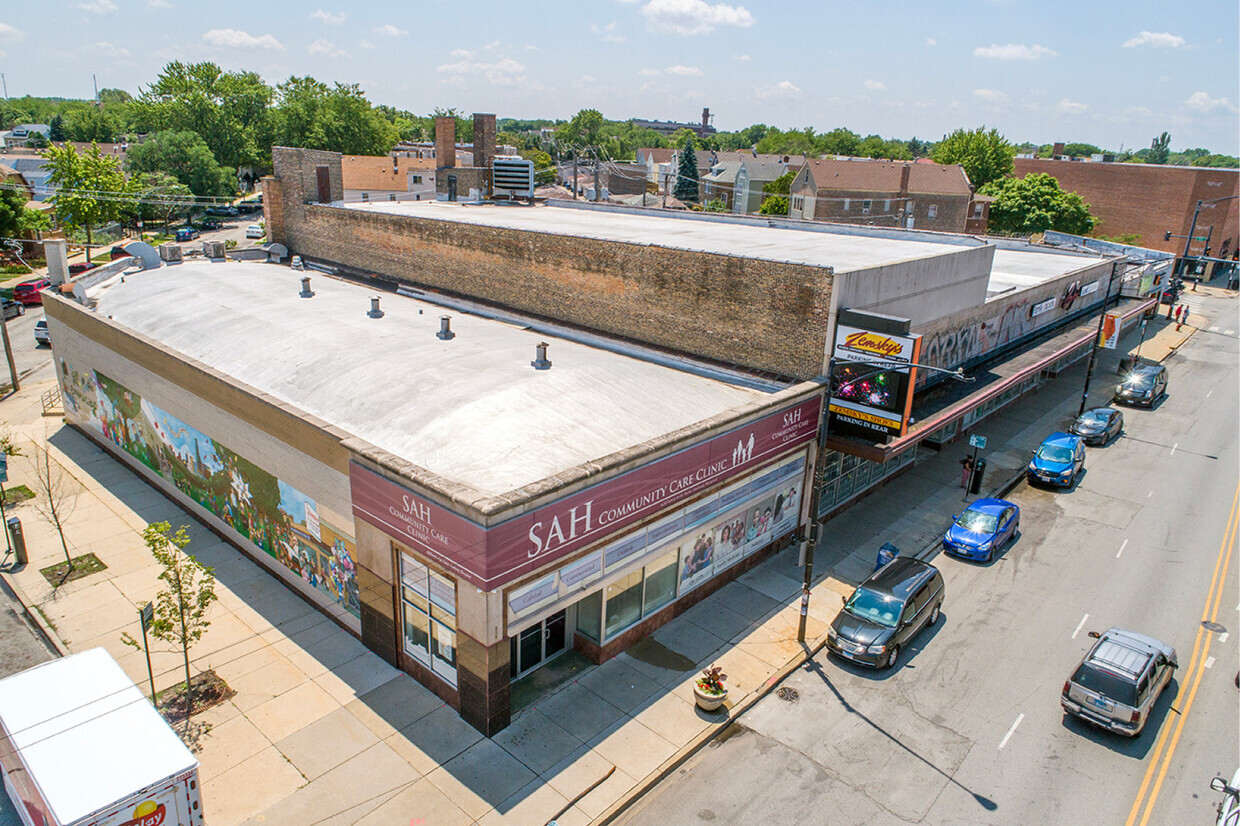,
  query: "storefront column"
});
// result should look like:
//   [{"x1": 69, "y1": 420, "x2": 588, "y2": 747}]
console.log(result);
[
  {"x1": 456, "y1": 632, "x2": 511, "y2": 736},
  {"x1": 357, "y1": 564, "x2": 399, "y2": 667}
]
